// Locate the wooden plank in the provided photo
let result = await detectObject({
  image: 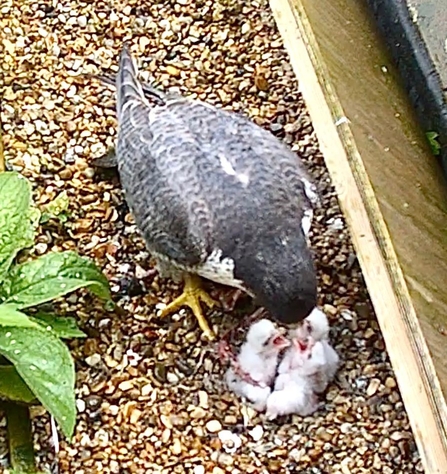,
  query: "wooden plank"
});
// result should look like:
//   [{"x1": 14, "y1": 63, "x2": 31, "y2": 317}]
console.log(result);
[{"x1": 269, "y1": 0, "x2": 447, "y2": 472}]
